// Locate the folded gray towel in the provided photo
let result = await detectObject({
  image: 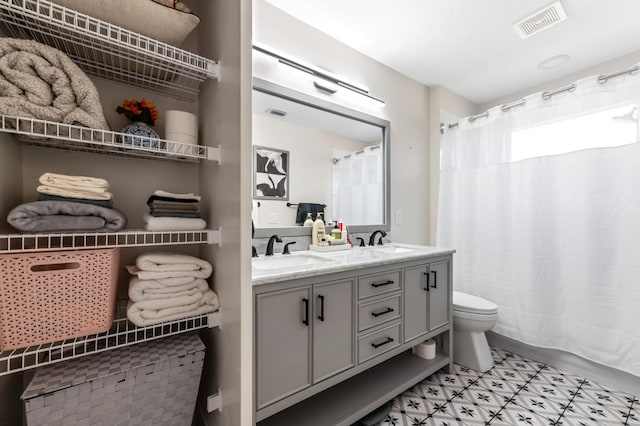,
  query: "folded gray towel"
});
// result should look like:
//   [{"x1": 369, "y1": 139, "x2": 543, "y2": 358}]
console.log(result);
[
  {"x1": 7, "y1": 201, "x2": 127, "y2": 232},
  {"x1": 37, "y1": 193, "x2": 114, "y2": 209}
]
